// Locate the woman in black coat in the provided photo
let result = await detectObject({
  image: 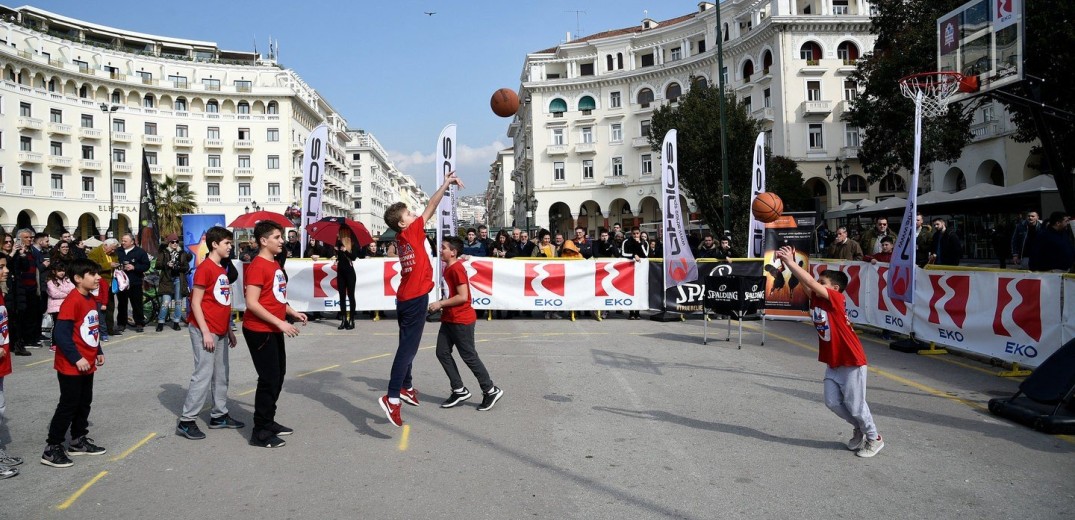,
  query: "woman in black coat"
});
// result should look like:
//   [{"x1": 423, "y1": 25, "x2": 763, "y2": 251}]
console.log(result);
[{"x1": 335, "y1": 228, "x2": 360, "y2": 329}]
